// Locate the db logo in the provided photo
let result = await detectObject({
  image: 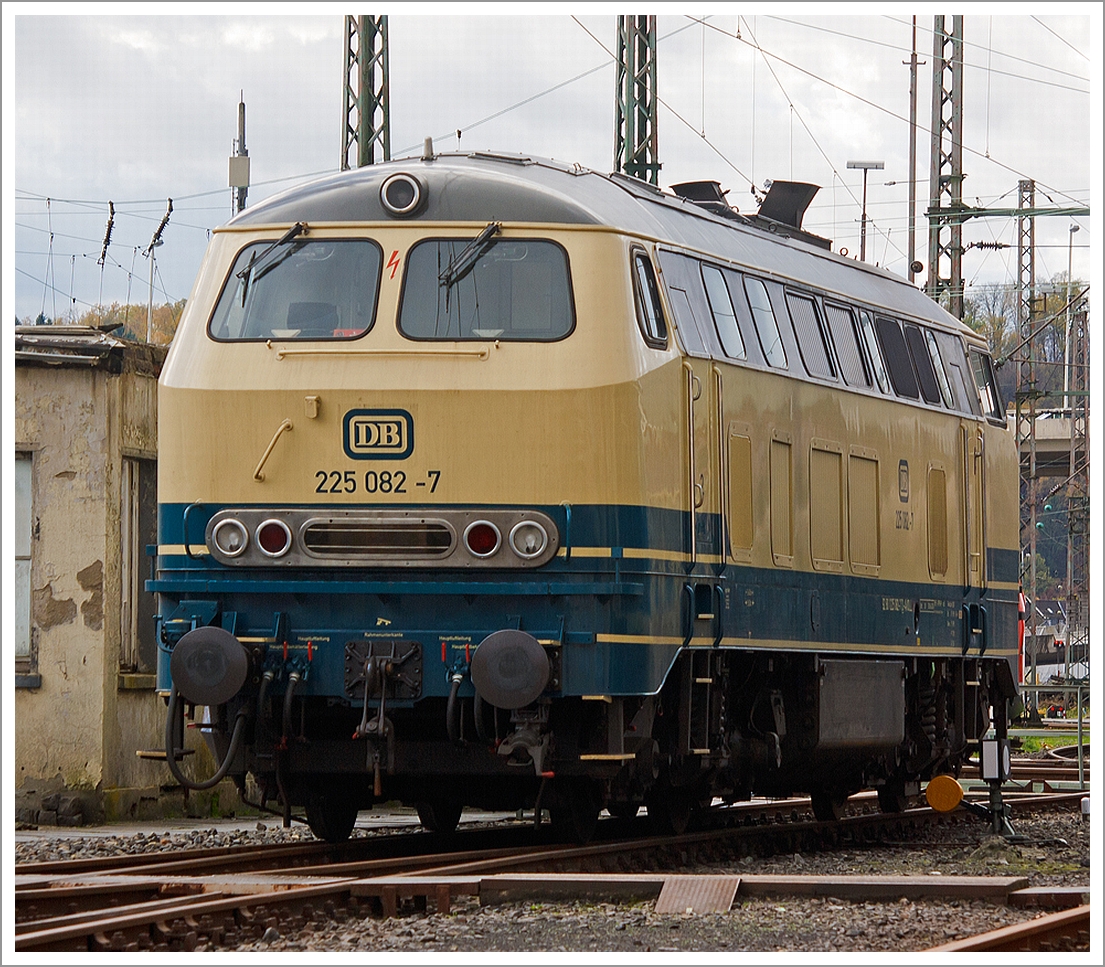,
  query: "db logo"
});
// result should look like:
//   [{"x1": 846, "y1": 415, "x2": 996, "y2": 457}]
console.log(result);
[{"x1": 343, "y1": 409, "x2": 414, "y2": 460}]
